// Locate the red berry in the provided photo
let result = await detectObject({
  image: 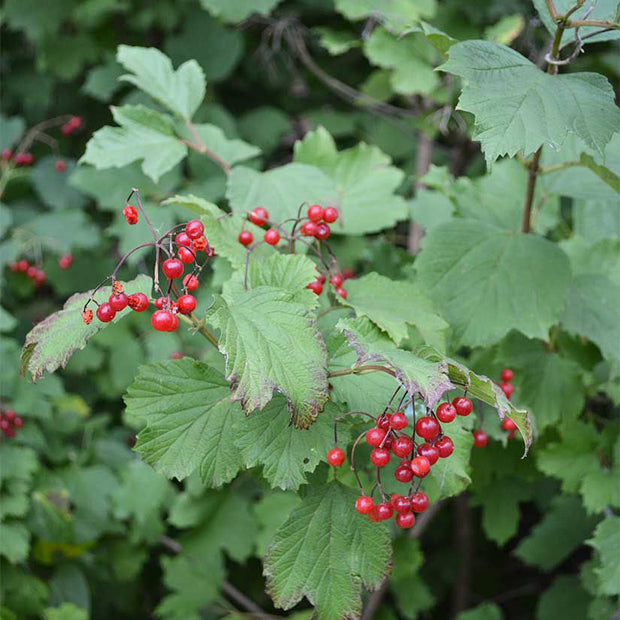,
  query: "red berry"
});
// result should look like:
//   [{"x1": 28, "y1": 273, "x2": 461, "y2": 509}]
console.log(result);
[
  {"x1": 58, "y1": 254, "x2": 73, "y2": 269},
  {"x1": 264, "y1": 228, "x2": 280, "y2": 245},
  {"x1": 82, "y1": 308, "x2": 93, "y2": 324},
  {"x1": 238, "y1": 230, "x2": 253, "y2": 246},
  {"x1": 15, "y1": 152, "x2": 33, "y2": 166},
  {"x1": 336, "y1": 287, "x2": 347, "y2": 299},
  {"x1": 327, "y1": 447, "x2": 346, "y2": 467},
  {"x1": 355, "y1": 496, "x2": 374, "y2": 515},
  {"x1": 249, "y1": 207, "x2": 269, "y2": 227},
  {"x1": 17, "y1": 260, "x2": 29, "y2": 272},
  {"x1": 61, "y1": 123, "x2": 73, "y2": 136},
  {"x1": 415, "y1": 416, "x2": 440, "y2": 440},
  {"x1": 368, "y1": 509, "x2": 381, "y2": 522},
  {"x1": 69, "y1": 116, "x2": 82, "y2": 129},
  {"x1": 109, "y1": 293, "x2": 129, "y2": 312},
  {"x1": 417, "y1": 443, "x2": 439, "y2": 465},
  {"x1": 55, "y1": 160, "x2": 67, "y2": 172},
  {"x1": 366, "y1": 427, "x2": 386, "y2": 448},
  {"x1": 96, "y1": 303, "x2": 116, "y2": 323},
  {"x1": 373, "y1": 503, "x2": 393, "y2": 521},
  {"x1": 501, "y1": 418, "x2": 517, "y2": 431},
  {"x1": 396, "y1": 511, "x2": 415, "y2": 529},
  {"x1": 26, "y1": 265, "x2": 37, "y2": 278},
  {"x1": 315, "y1": 223, "x2": 331, "y2": 240},
  {"x1": 185, "y1": 219, "x2": 204, "y2": 240},
  {"x1": 163, "y1": 258, "x2": 183, "y2": 280},
  {"x1": 376, "y1": 413, "x2": 391, "y2": 431},
  {"x1": 507, "y1": 429, "x2": 516, "y2": 440},
  {"x1": 392, "y1": 494, "x2": 412, "y2": 513},
  {"x1": 436, "y1": 402, "x2": 457, "y2": 423},
  {"x1": 183, "y1": 274, "x2": 199, "y2": 291},
  {"x1": 392, "y1": 436, "x2": 414, "y2": 458},
  {"x1": 410, "y1": 491, "x2": 429, "y2": 513},
  {"x1": 301, "y1": 221, "x2": 318, "y2": 237},
  {"x1": 411, "y1": 456, "x2": 431, "y2": 478},
  {"x1": 171, "y1": 352, "x2": 183, "y2": 359},
  {"x1": 122, "y1": 204, "x2": 138, "y2": 225},
  {"x1": 316, "y1": 272, "x2": 326, "y2": 284},
  {"x1": 177, "y1": 246, "x2": 195, "y2": 264},
  {"x1": 342, "y1": 268, "x2": 355, "y2": 280},
  {"x1": 1, "y1": 148, "x2": 11, "y2": 161},
  {"x1": 169, "y1": 313, "x2": 179, "y2": 332},
  {"x1": 329, "y1": 273, "x2": 344, "y2": 288},
  {"x1": 453, "y1": 397, "x2": 473, "y2": 417},
  {"x1": 370, "y1": 448, "x2": 390, "y2": 467},
  {"x1": 0, "y1": 420, "x2": 9, "y2": 432},
  {"x1": 151, "y1": 310, "x2": 174, "y2": 332},
  {"x1": 323, "y1": 207, "x2": 339, "y2": 223},
  {"x1": 307, "y1": 205, "x2": 324, "y2": 222},
  {"x1": 500, "y1": 382, "x2": 514, "y2": 398},
  {"x1": 12, "y1": 416, "x2": 22, "y2": 429},
  {"x1": 192, "y1": 236, "x2": 208, "y2": 253},
  {"x1": 307, "y1": 280, "x2": 323, "y2": 295},
  {"x1": 4, "y1": 410, "x2": 15, "y2": 423},
  {"x1": 473, "y1": 429, "x2": 488, "y2": 447},
  {"x1": 383, "y1": 435, "x2": 393, "y2": 451},
  {"x1": 128, "y1": 293, "x2": 149, "y2": 312},
  {"x1": 176, "y1": 232, "x2": 192, "y2": 247},
  {"x1": 501, "y1": 368, "x2": 514, "y2": 382},
  {"x1": 154, "y1": 297, "x2": 168, "y2": 310},
  {"x1": 3, "y1": 427, "x2": 15, "y2": 438},
  {"x1": 390, "y1": 412, "x2": 408, "y2": 430},
  {"x1": 177, "y1": 294, "x2": 196, "y2": 315},
  {"x1": 394, "y1": 464, "x2": 414, "y2": 483},
  {"x1": 436, "y1": 436, "x2": 454, "y2": 458}
]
